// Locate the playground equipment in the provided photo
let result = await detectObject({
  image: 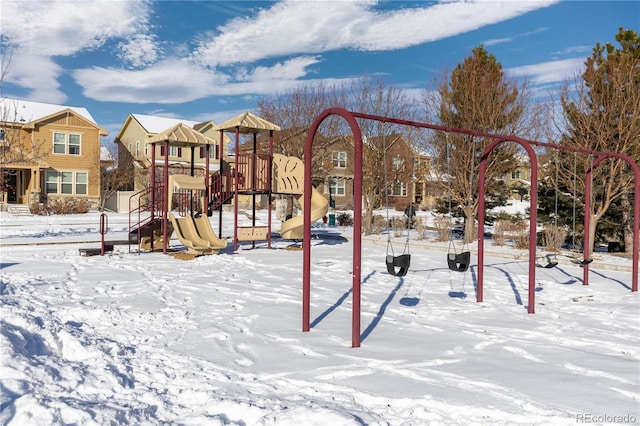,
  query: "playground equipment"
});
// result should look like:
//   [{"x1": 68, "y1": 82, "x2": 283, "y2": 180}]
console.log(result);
[
  {"x1": 381, "y1": 132, "x2": 412, "y2": 277},
  {"x1": 167, "y1": 174, "x2": 227, "y2": 255},
  {"x1": 273, "y1": 154, "x2": 329, "y2": 240},
  {"x1": 129, "y1": 112, "x2": 330, "y2": 255},
  {"x1": 445, "y1": 138, "x2": 470, "y2": 273},
  {"x1": 301, "y1": 107, "x2": 639, "y2": 348}
]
